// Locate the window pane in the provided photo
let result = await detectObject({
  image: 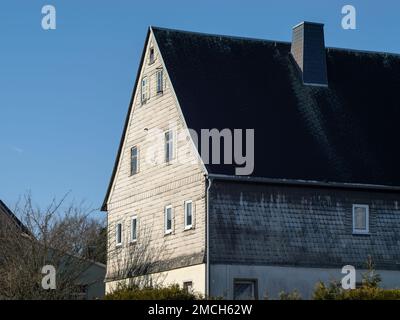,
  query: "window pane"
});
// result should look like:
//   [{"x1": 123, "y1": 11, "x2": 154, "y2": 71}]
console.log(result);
[
  {"x1": 131, "y1": 147, "x2": 138, "y2": 175},
  {"x1": 141, "y1": 77, "x2": 148, "y2": 102},
  {"x1": 183, "y1": 281, "x2": 193, "y2": 293},
  {"x1": 234, "y1": 281, "x2": 255, "y2": 300},
  {"x1": 116, "y1": 224, "x2": 122, "y2": 244},
  {"x1": 157, "y1": 70, "x2": 163, "y2": 93},
  {"x1": 165, "y1": 131, "x2": 173, "y2": 162},
  {"x1": 186, "y1": 202, "x2": 192, "y2": 227},
  {"x1": 166, "y1": 207, "x2": 172, "y2": 231},
  {"x1": 132, "y1": 218, "x2": 137, "y2": 240},
  {"x1": 149, "y1": 48, "x2": 155, "y2": 64},
  {"x1": 354, "y1": 207, "x2": 367, "y2": 230}
]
